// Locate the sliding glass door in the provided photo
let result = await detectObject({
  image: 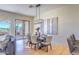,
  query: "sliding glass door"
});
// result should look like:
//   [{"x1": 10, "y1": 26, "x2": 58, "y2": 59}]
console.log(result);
[
  {"x1": 15, "y1": 19, "x2": 30, "y2": 39},
  {"x1": 15, "y1": 20, "x2": 24, "y2": 36}
]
